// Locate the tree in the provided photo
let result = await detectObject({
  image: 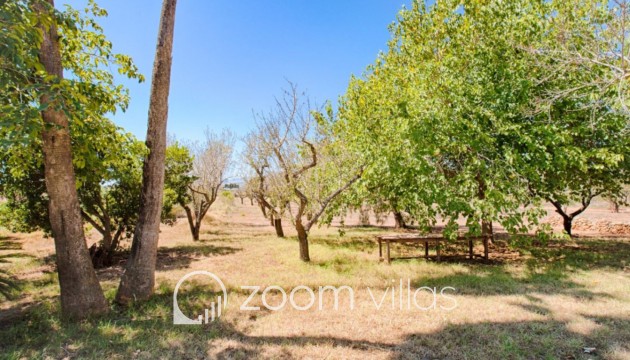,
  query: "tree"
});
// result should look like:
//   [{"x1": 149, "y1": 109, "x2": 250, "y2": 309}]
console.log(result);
[
  {"x1": 180, "y1": 129, "x2": 235, "y2": 241},
  {"x1": 336, "y1": 0, "x2": 551, "y2": 246},
  {"x1": 234, "y1": 186, "x2": 246, "y2": 204},
  {"x1": 79, "y1": 135, "x2": 145, "y2": 267},
  {"x1": 522, "y1": 0, "x2": 630, "y2": 235},
  {"x1": 250, "y1": 84, "x2": 362, "y2": 261},
  {"x1": 163, "y1": 140, "x2": 194, "y2": 223},
  {"x1": 1, "y1": 0, "x2": 142, "y2": 318},
  {"x1": 0, "y1": 133, "x2": 190, "y2": 268},
  {"x1": 116, "y1": 0, "x2": 178, "y2": 305},
  {"x1": 242, "y1": 132, "x2": 290, "y2": 237},
  {"x1": 34, "y1": 0, "x2": 109, "y2": 318},
  {"x1": 335, "y1": 0, "x2": 629, "y2": 241}
]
